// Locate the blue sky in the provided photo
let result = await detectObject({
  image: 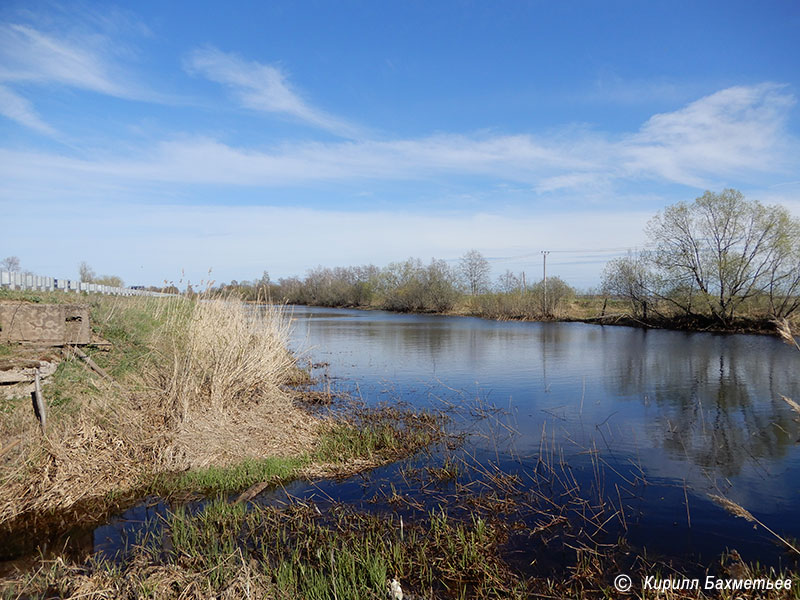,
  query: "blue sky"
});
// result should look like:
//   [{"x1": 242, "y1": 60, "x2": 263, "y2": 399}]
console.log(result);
[{"x1": 1, "y1": 1, "x2": 799, "y2": 289}]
